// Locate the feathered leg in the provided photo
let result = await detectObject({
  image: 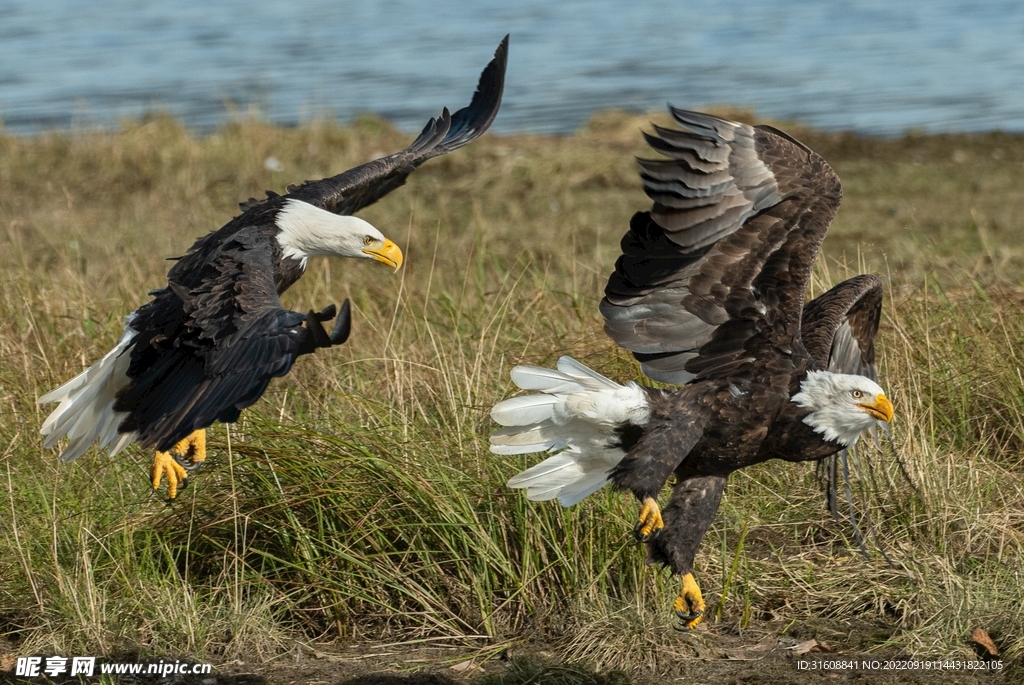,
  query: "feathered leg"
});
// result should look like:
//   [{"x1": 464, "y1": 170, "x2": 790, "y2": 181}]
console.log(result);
[
  {"x1": 151, "y1": 429, "x2": 206, "y2": 499},
  {"x1": 610, "y1": 395, "x2": 710, "y2": 543},
  {"x1": 647, "y1": 473, "x2": 727, "y2": 630}
]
